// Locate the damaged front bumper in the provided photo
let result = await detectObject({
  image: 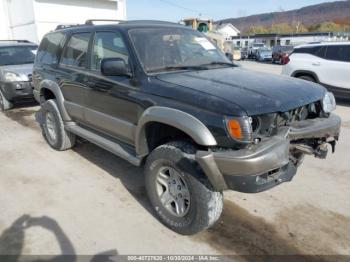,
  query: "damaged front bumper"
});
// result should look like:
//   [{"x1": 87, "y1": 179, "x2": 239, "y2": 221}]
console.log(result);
[{"x1": 196, "y1": 113, "x2": 341, "y2": 193}]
